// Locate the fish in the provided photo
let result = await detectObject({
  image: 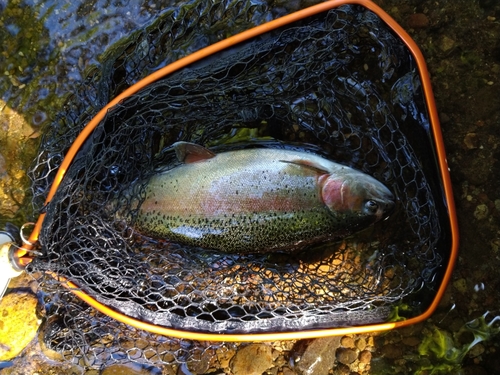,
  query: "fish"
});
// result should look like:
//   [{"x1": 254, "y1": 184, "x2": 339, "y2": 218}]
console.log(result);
[{"x1": 134, "y1": 142, "x2": 395, "y2": 253}]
